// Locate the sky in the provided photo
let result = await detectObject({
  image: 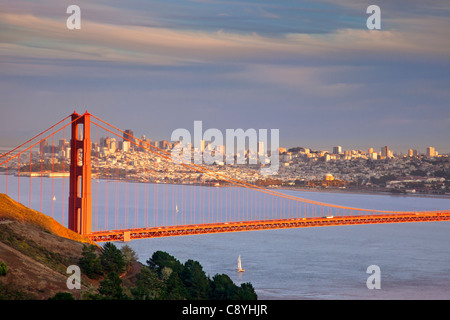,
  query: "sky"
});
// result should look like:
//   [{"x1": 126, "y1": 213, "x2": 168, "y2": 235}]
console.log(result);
[{"x1": 1, "y1": 0, "x2": 449, "y2": 154}]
